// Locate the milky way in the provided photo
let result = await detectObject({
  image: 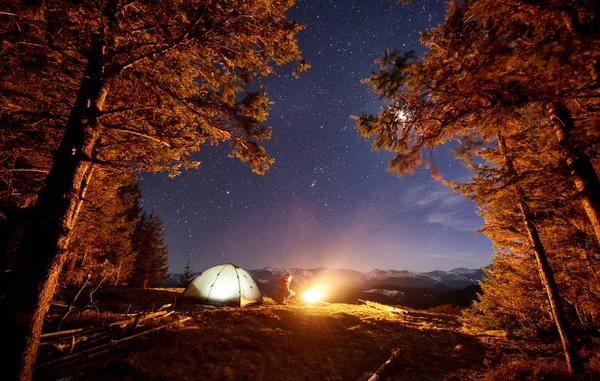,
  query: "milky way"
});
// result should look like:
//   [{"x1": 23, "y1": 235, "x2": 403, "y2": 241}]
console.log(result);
[{"x1": 140, "y1": 0, "x2": 493, "y2": 274}]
